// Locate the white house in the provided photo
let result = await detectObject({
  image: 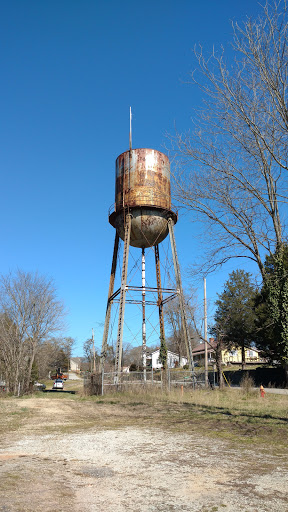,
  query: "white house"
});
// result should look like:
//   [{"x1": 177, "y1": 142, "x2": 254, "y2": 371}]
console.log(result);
[
  {"x1": 70, "y1": 357, "x2": 82, "y2": 373},
  {"x1": 147, "y1": 349, "x2": 188, "y2": 369}
]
